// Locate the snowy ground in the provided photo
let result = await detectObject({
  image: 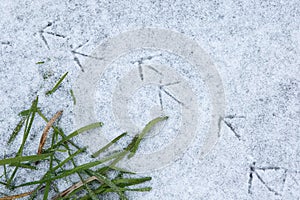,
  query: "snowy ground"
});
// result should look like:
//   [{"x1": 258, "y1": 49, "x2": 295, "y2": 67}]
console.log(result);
[{"x1": 0, "y1": 0, "x2": 299, "y2": 199}]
